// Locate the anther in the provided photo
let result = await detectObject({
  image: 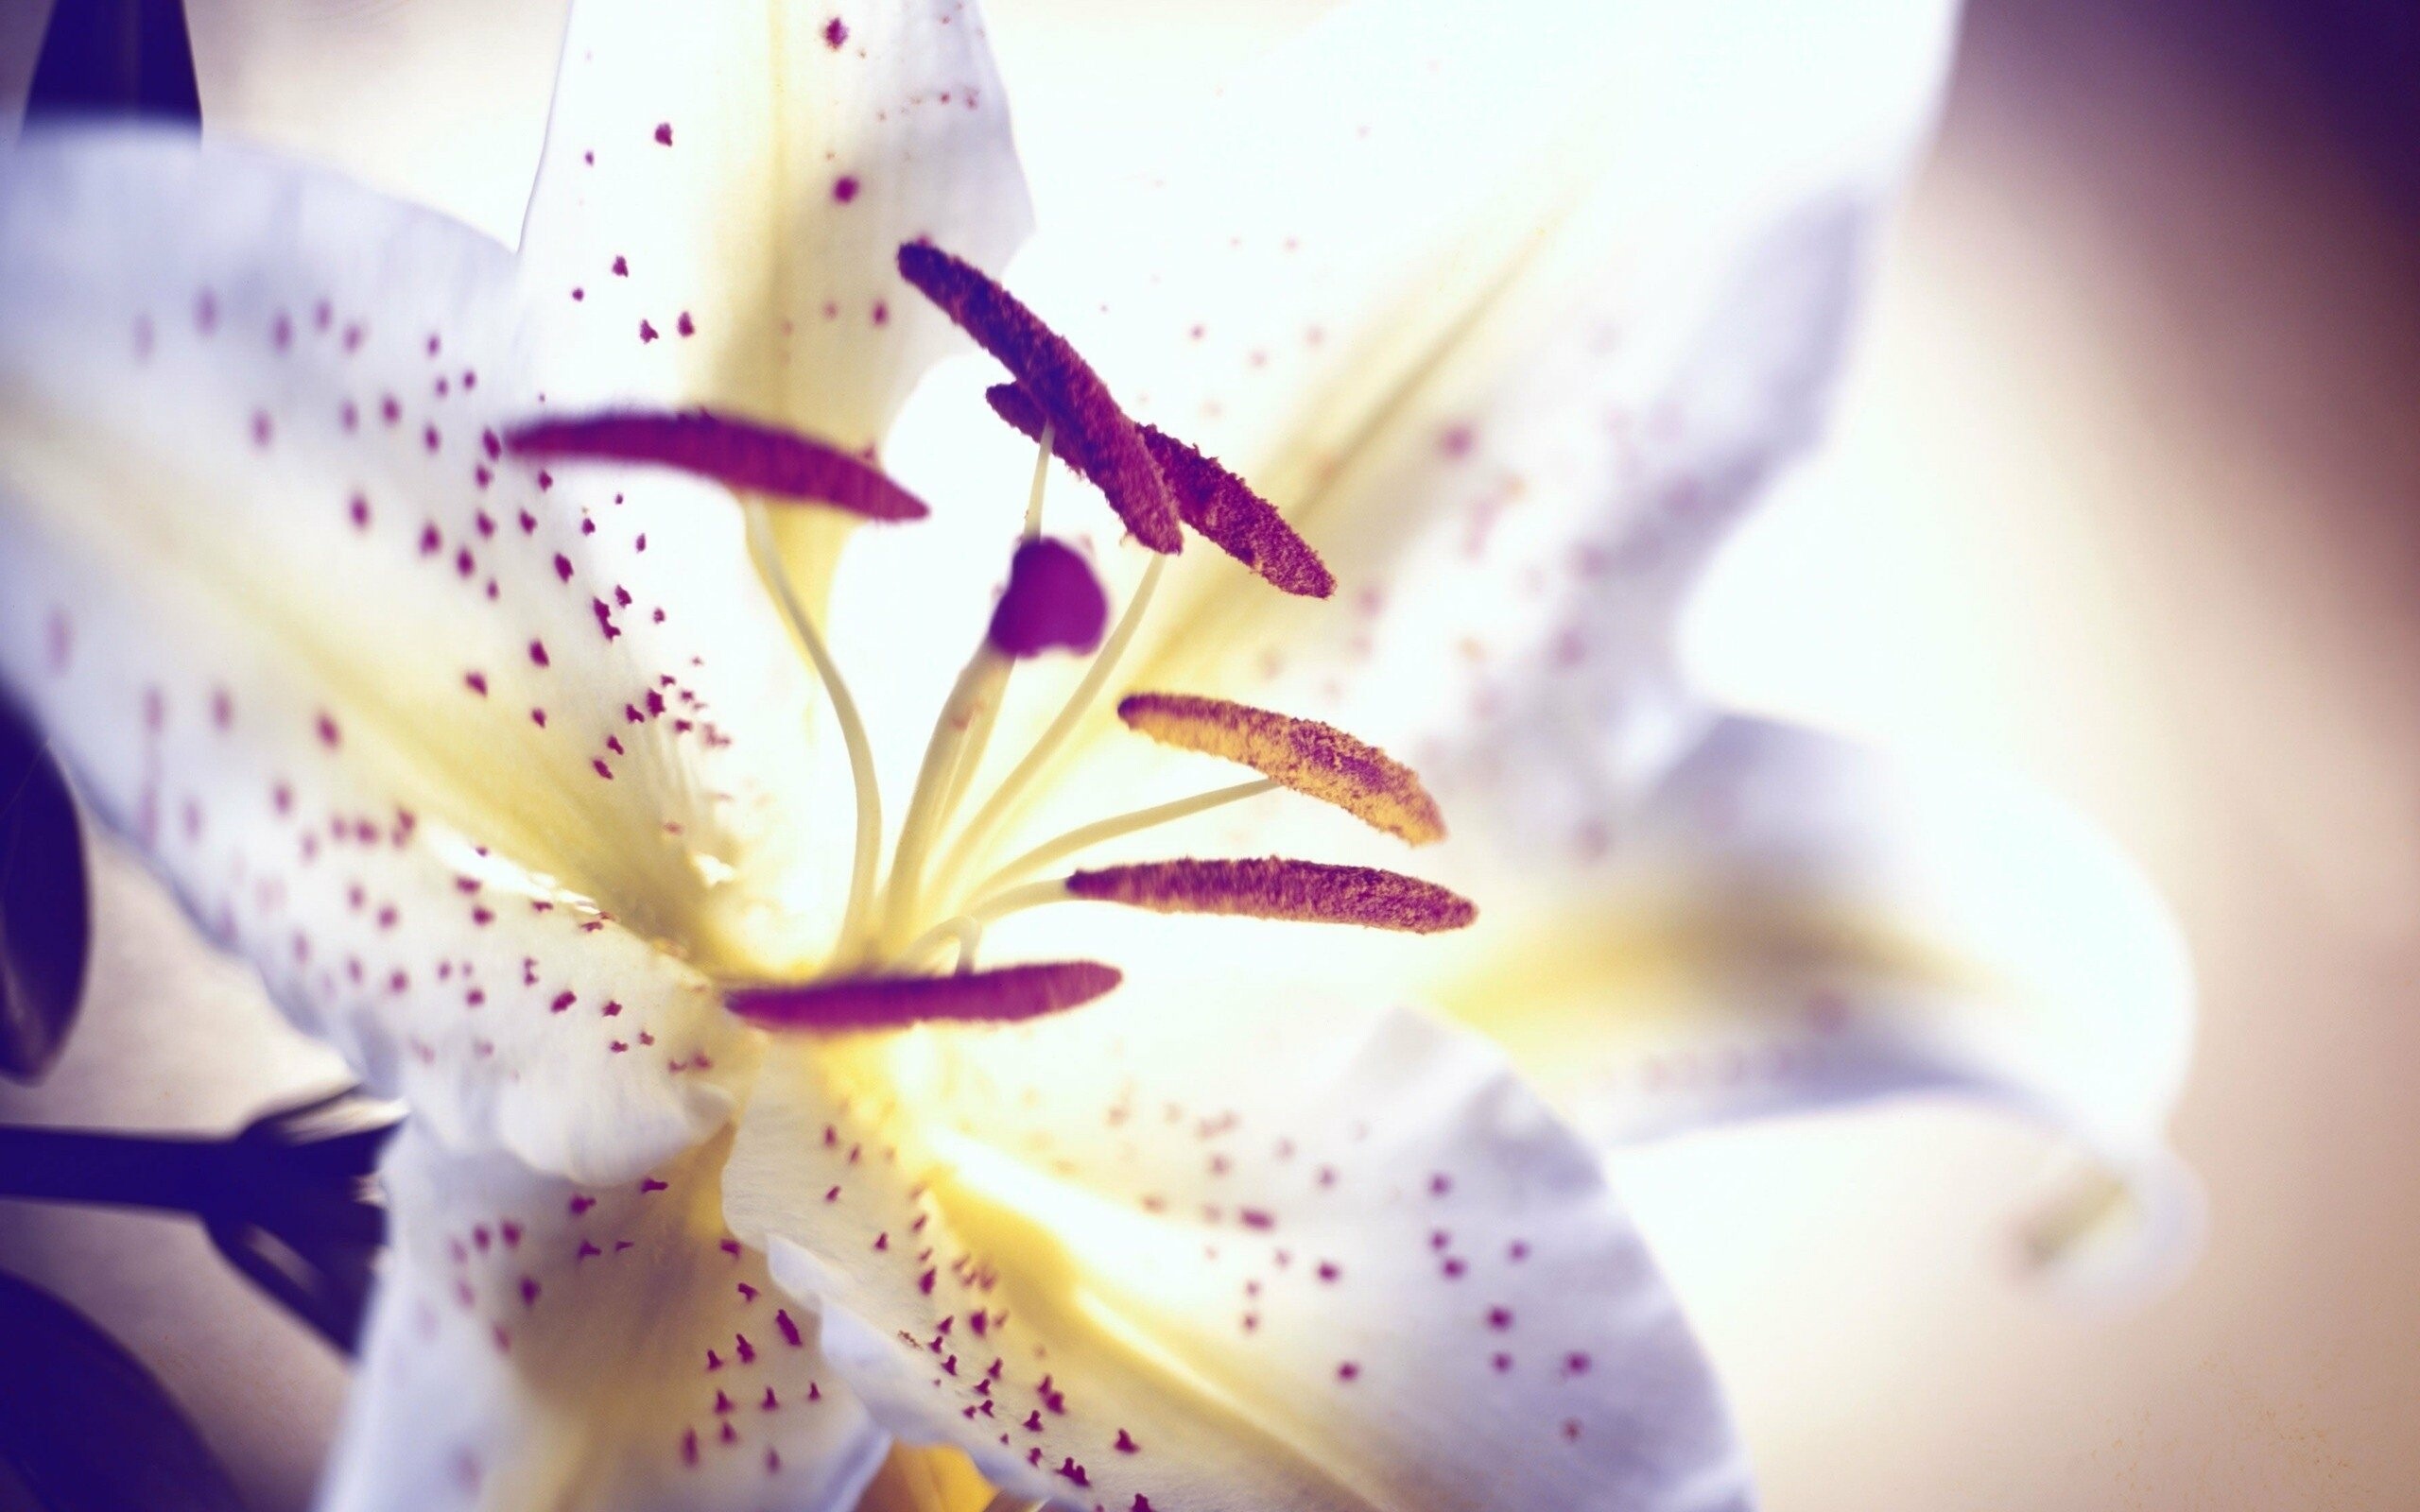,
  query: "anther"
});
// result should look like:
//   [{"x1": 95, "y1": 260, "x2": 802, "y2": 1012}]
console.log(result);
[
  {"x1": 1116, "y1": 692, "x2": 1444, "y2": 844},
  {"x1": 895, "y1": 242, "x2": 1183, "y2": 553},
  {"x1": 727, "y1": 960, "x2": 1123, "y2": 1032},
  {"x1": 505, "y1": 409, "x2": 928, "y2": 520},
  {"x1": 988, "y1": 383, "x2": 1332, "y2": 598},
  {"x1": 988, "y1": 539, "x2": 1110, "y2": 659},
  {"x1": 1064, "y1": 858, "x2": 1476, "y2": 934}
]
